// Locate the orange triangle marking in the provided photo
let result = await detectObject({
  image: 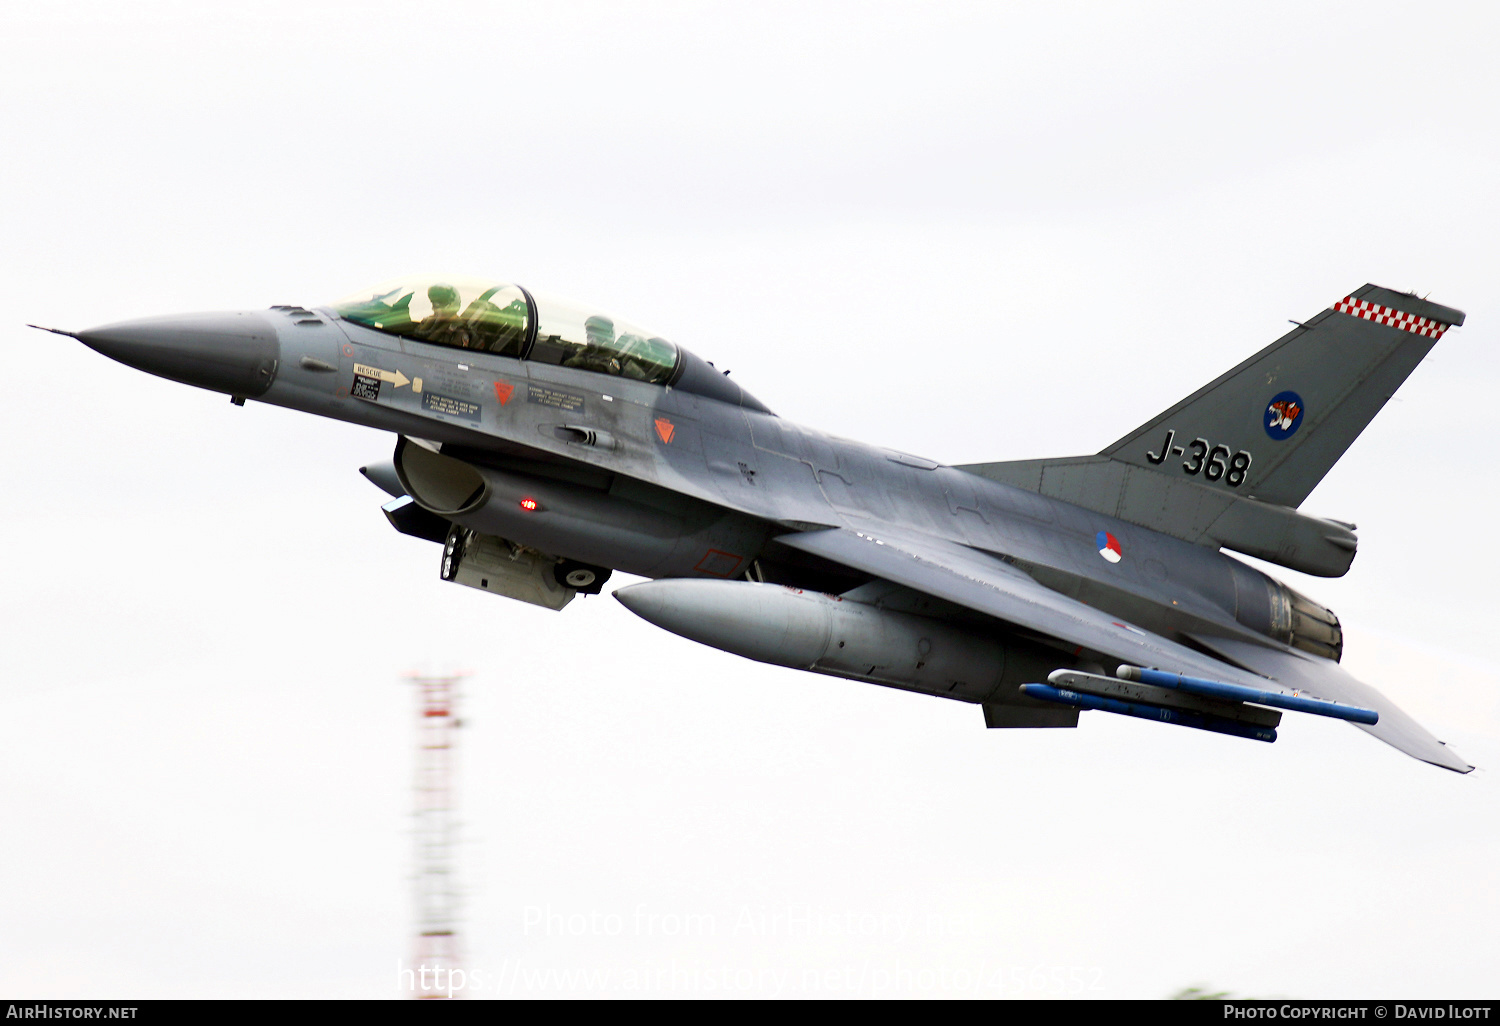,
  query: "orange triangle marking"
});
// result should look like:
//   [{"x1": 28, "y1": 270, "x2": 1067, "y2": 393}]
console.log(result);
[
  {"x1": 493, "y1": 381, "x2": 515, "y2": 405},
  {"x1": 654, "y1": 418, "x2": 675, "y2": 444}
]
